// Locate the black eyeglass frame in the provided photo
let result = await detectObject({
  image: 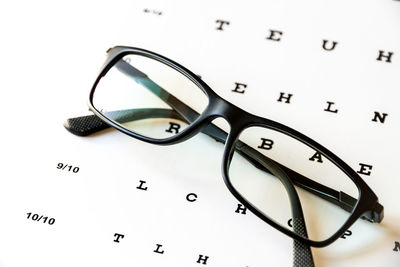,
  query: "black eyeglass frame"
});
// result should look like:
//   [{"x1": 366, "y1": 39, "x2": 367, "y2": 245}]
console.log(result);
[{"x1": 87, "y1": 46, "x2": 382, "y2": 248}]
